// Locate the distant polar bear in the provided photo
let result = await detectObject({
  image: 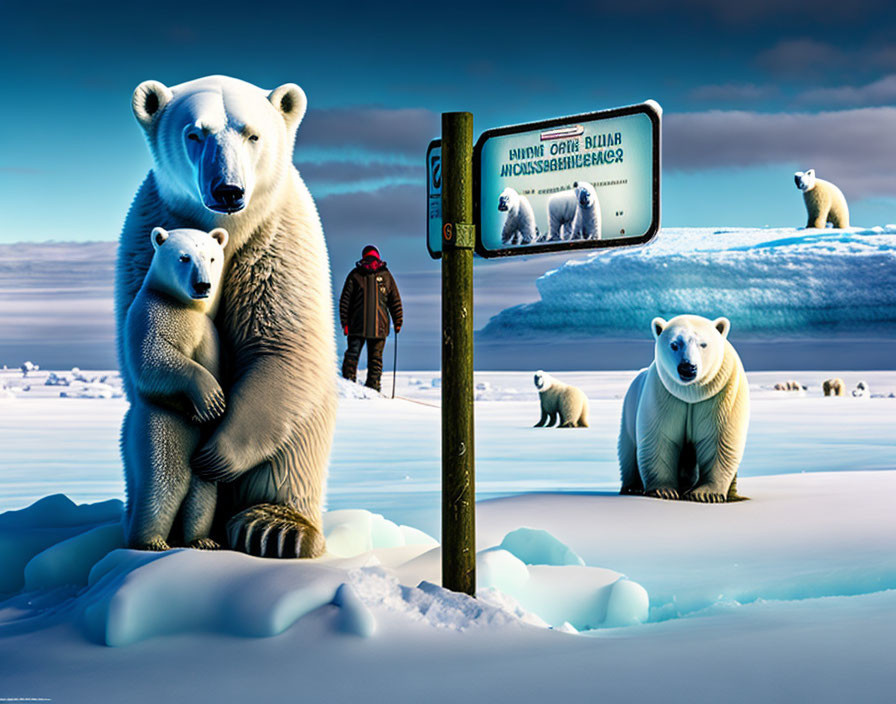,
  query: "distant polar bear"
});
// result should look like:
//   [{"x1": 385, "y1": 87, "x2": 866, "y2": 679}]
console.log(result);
[
  {"x1": 852, "y1": 380, "x2": 869, "y2": 397},
  {"x1": 774, "y1": 380, "x2": 805, "y2": 392},
  {"x1": 794, "y1": 169, "x2": 849, "y2": 229},
  {"x1": 122, "y1": 226, "x2": 229, "y2": 551},
  {"x1": 533, "y1": 371, "x2": 589, "y2": 428},
  {"x1": 547, "y1": 181, "x2": 601, "y2": 241},
  {"x1": 823, "y1": 378, "x2": 846, "y2": 397},
  {"x1": 498, "y1": 188, "x2": 537, "y2": 245},
  {"x1": 618, "y1": 315, "x2": 750, "y2": 503}
]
